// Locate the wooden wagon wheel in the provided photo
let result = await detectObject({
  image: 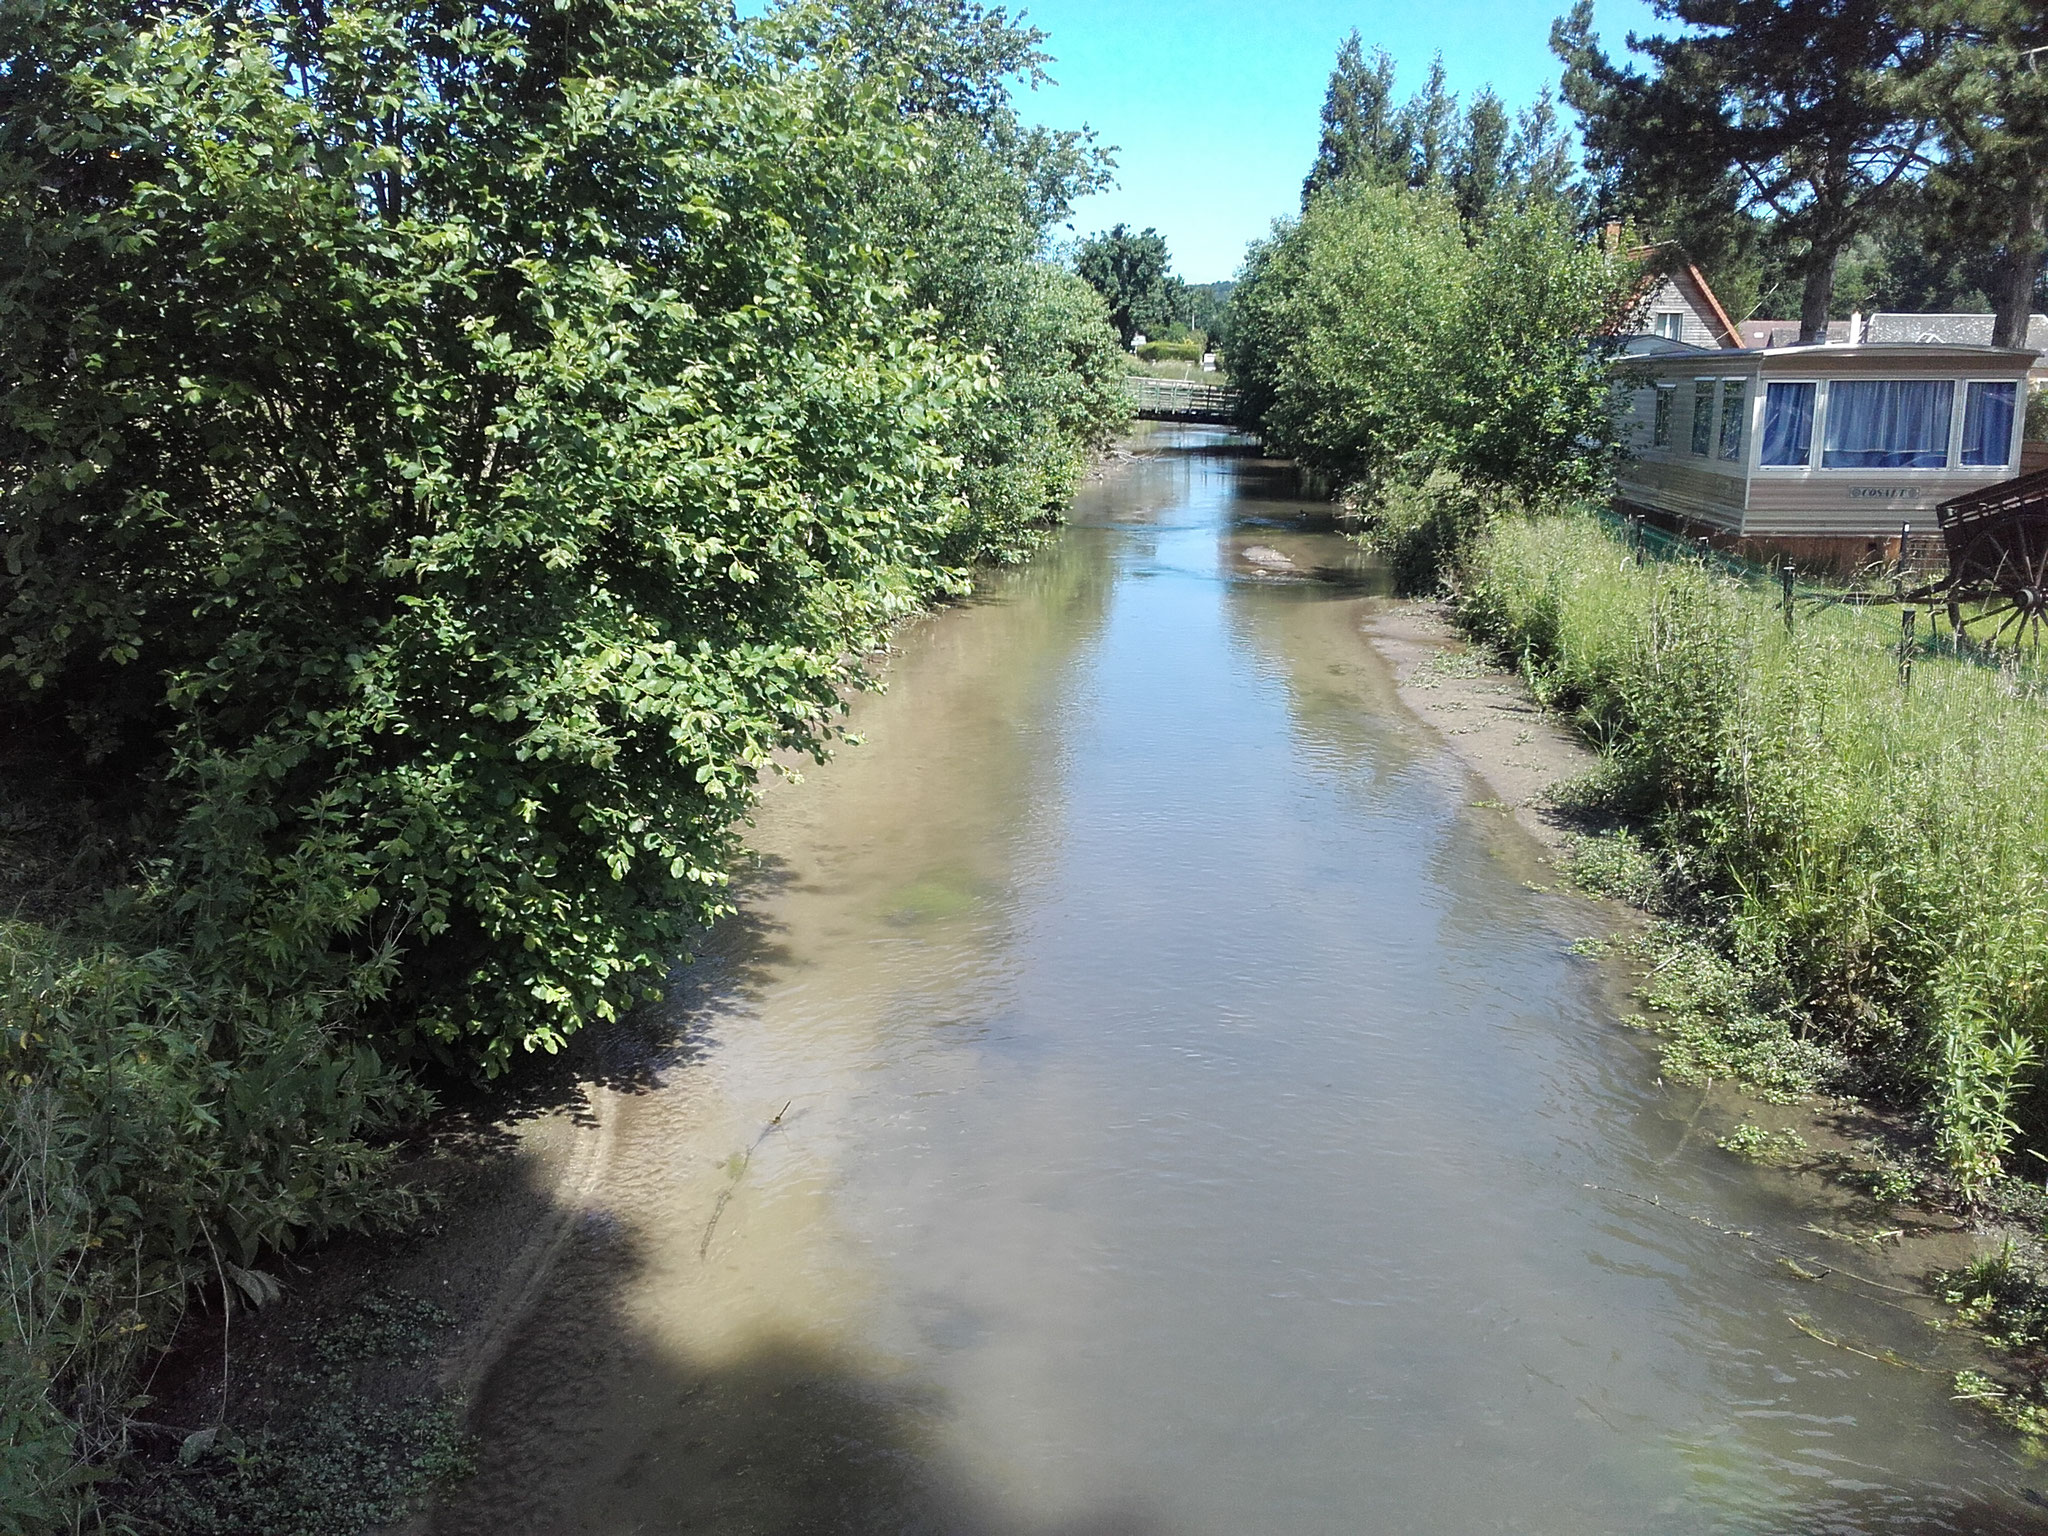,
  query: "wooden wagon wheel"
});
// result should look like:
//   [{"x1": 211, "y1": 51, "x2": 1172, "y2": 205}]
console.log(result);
[{"x1": 1950, "y1": 520, "x2": 2048, "y2": 651}]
